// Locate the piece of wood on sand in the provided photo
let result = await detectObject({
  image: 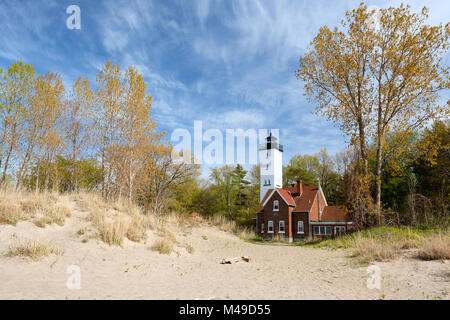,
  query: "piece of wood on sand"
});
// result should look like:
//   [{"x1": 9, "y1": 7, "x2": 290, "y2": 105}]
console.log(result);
[{"x1": 220, "y1": 256, "x2": 250, "y2": 264}]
